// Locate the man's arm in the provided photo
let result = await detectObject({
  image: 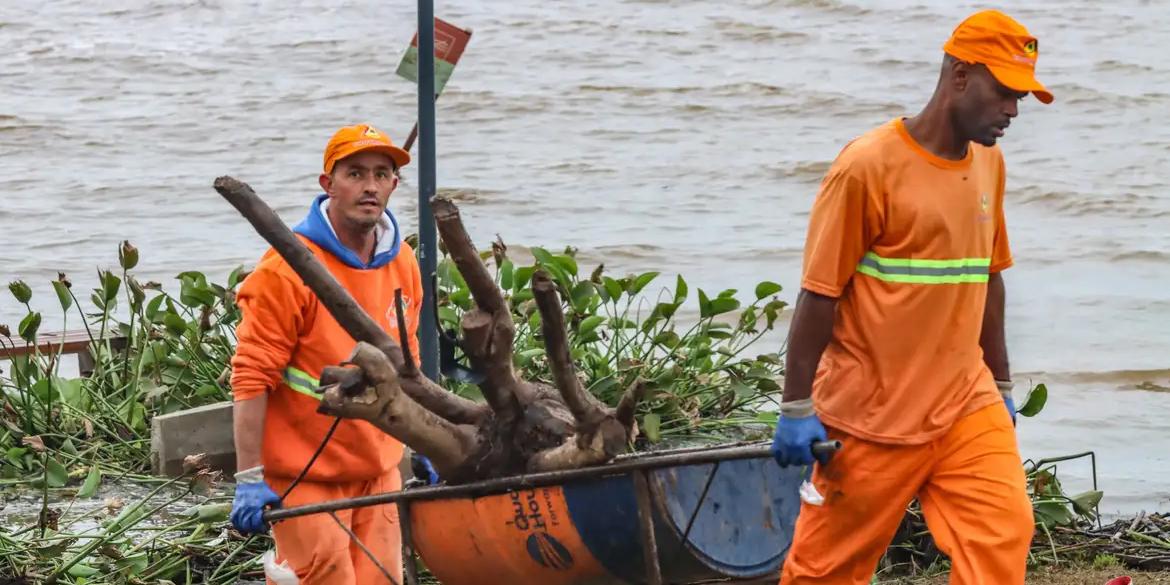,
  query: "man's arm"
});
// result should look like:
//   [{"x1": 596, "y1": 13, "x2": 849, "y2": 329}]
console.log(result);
[
  {"x1": 781, "y1": 289, "x2": 839, "y2": 403},
  {"x1": 229, "y1": 266, "x2": 305, "y2": 471},
  {"x1": 234, "y1": 396, "x2": 267, "y2": 471},
  {"x1": 227, "y1": 265, "x2": 304, "y2": 534},
  {"x1": 782, "y1": 162, "x2": 877, "y2": 405},
  {"x1": 979, "y1": 272, "x2": 1010, "y2": 381}
]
